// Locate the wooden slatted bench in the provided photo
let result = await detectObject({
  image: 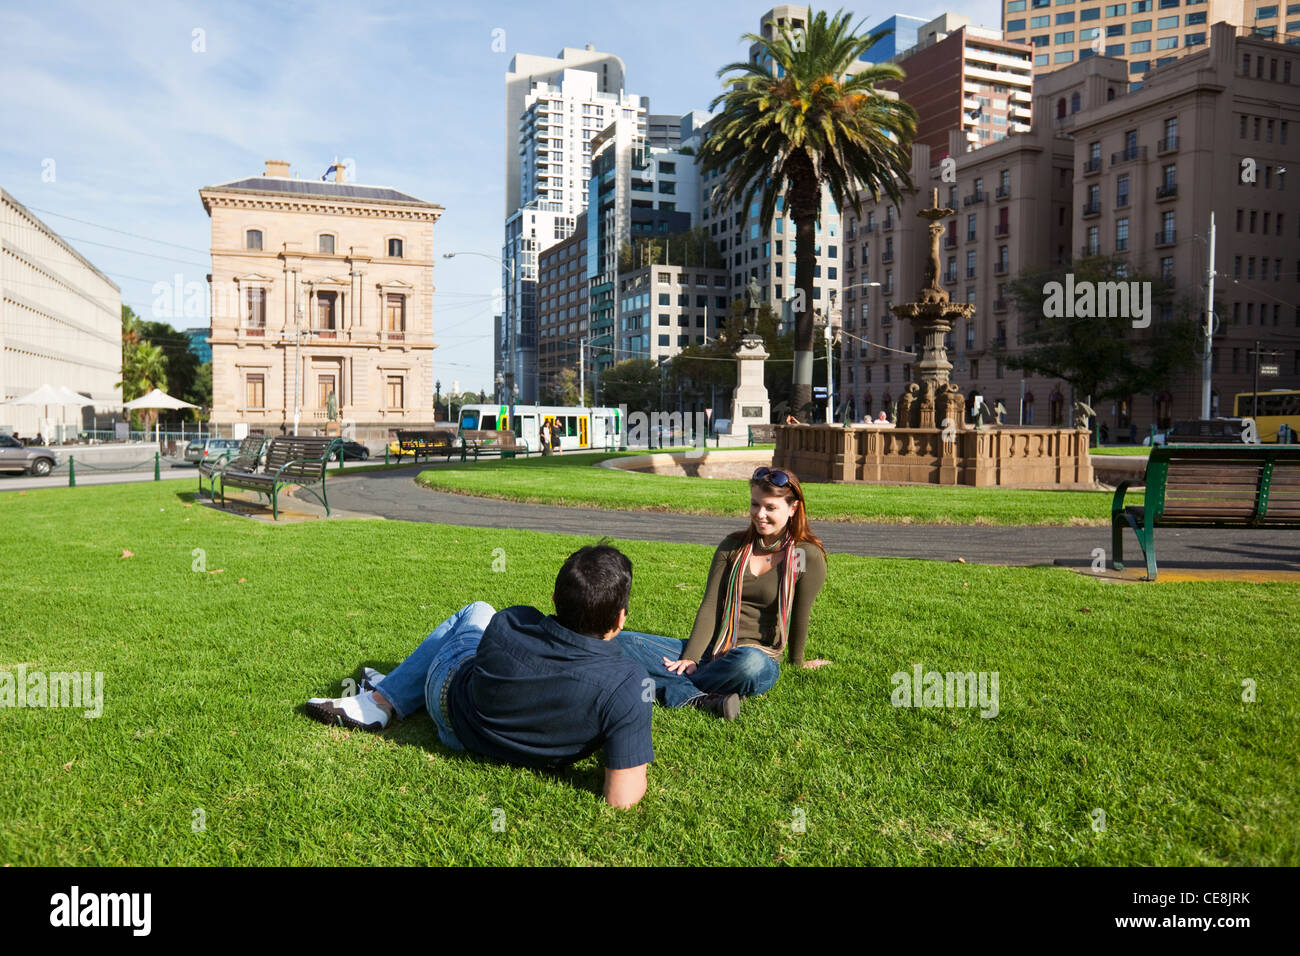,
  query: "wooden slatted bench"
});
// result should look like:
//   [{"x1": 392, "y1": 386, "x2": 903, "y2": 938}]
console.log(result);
[
  {"x1": 462, "y1": 433, "x2": 530, "y2": 460},
  {"x1": 1111, "y1": 444, "x2": 1300, "y2": 580},
  {"x1": 220, "y1": 436, "x2": 340, "y2": 520},
  {"x1": 198, "y1": 435, "x2": 266, "y2": 499}
]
